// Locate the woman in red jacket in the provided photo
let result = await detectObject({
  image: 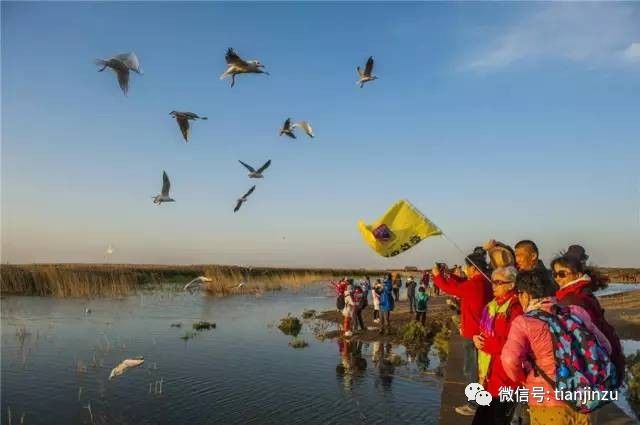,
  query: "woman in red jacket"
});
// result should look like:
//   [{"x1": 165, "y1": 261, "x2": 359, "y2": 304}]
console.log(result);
[
  {"x1": 551, "y1": 246, "x2": 625, "y2": 385},
  {"x1": 471, "y1": 266, "x2": 523, "y2": 425},
  {"x1": 432, "y1": 247, "x2": 492, "y2": 416}
]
